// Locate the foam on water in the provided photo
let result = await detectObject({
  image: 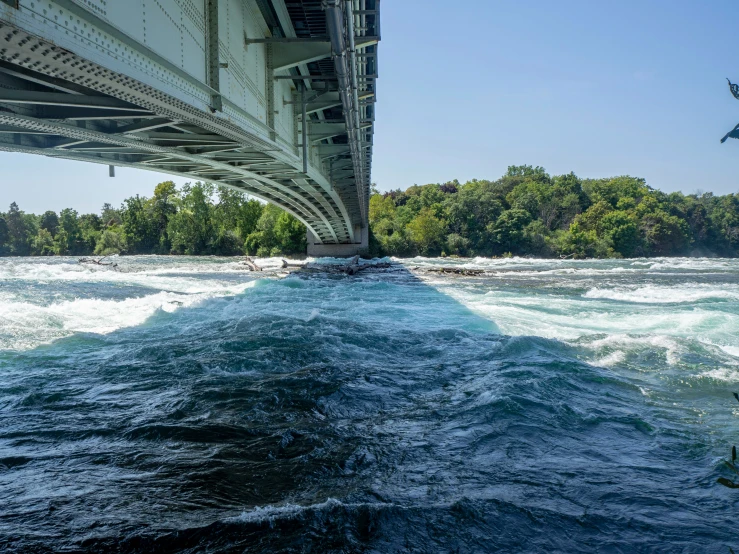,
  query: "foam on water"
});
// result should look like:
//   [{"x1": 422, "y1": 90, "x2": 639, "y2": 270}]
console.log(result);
[
  {"x1": 0, "y1": 284, "x2": 258, "y2": 351},
  {"x1": 0, "y1": 257, "x2": 263, "y2": 350},
  {"x1": 584, "y1": 283, "x2": 739, "y2": 303},
  {"x1": 1, "y1": 255, "x2": 739, "y2": 552}
]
